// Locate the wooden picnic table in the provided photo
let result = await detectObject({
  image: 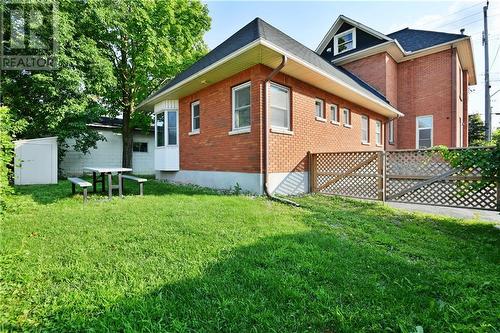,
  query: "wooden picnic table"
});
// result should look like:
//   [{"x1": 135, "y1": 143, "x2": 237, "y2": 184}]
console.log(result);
[{"x1": 83, "y1": 167, "x2": 132, "y2": 199}]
